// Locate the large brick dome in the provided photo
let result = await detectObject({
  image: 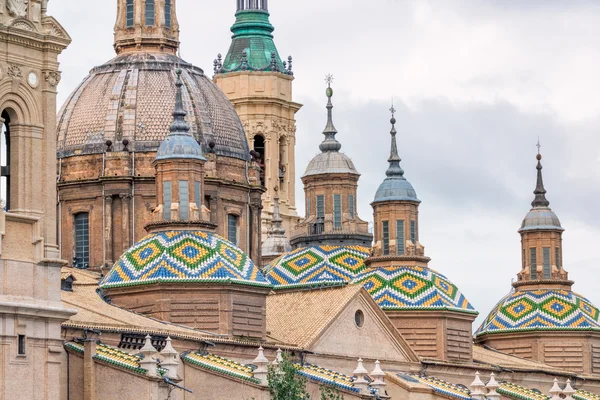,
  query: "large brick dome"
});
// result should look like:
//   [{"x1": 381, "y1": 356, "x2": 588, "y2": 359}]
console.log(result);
[{"x1": 57, "y1": 52, "x2": 250, "y2": 160}]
